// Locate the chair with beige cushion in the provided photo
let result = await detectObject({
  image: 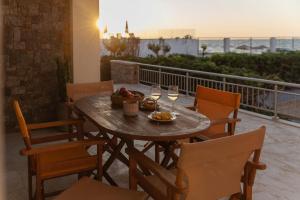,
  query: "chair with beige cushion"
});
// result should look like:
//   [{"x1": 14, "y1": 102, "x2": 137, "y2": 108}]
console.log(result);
[
  {"x1": 54, "y1": 177, "x2": 147, "y2": 200},
  {"x1": 129, "y1": 127, "x2": 266, "y2": 200}
]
